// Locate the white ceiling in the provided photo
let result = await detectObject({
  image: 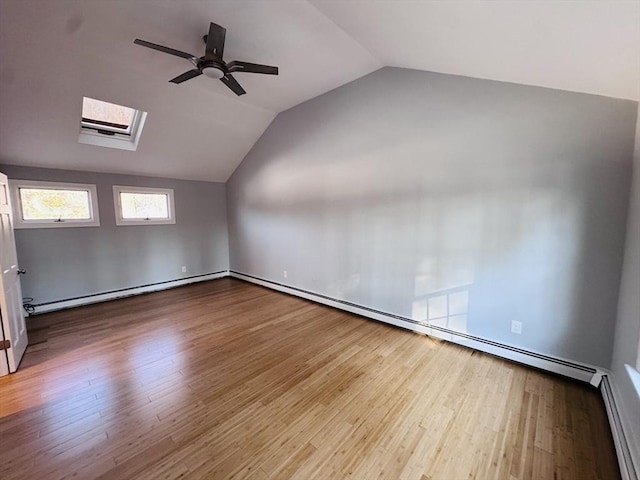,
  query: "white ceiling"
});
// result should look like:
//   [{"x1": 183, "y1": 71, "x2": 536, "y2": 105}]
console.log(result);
[
  {"x1": 310, "y1": 0, "x2": 640, "y2": 102},
  {"x1": 0, "y1": 0, "x2": 638, "y2": 182}
]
